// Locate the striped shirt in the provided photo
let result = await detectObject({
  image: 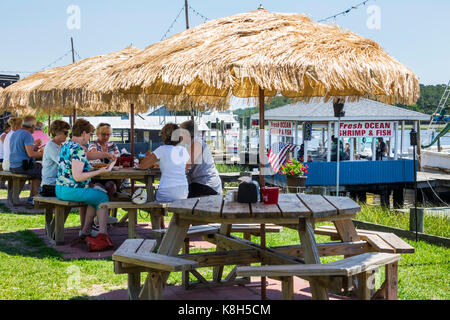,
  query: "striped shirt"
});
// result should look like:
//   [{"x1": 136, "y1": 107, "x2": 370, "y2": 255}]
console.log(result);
[{"x1": 88, "y1": 140, "x2": 120, "y2": 165}]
